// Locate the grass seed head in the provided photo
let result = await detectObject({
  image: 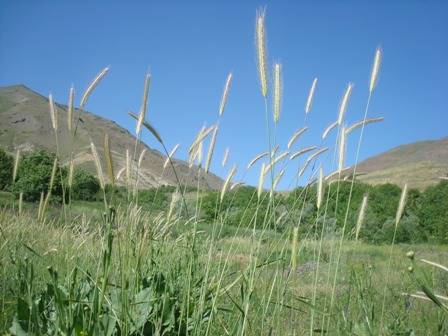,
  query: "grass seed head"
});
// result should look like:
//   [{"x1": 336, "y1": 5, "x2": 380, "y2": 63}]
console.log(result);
[
  {"x1": 395, "y1": 184, "x2": 408, "y2": 227},
  {"x1": 49, "y1": 94, "x2": 58, "y2": 131},
  {"x1": 287, "y1": 127, "x2": 308, "y2": 149},
  {"x1": 138, "y1": 148, "x2": 147, "y2": 169},
  {"x1": 220, "y1": 165, "x2": 237, "y2": 202},
  {"x1": 317, "y1": 168, "x2": 324, "y2": 210},
  {"x1": 90, "y1": 141, "x2": 105, "y2": 190},
  {"x1": 68, "y1": 159, "x2": 75, "y2": 188},
  {"x1": 273, "y1": 63, "x2": 282, "y2": 123},
  {"x1": 346, "y1": 117, "x2": 384, "y2": 135},
  {"x1": 355, "y1": 194, "x2": 369, "y2": 241},
  {"x1": 305, "y1": 78, "x2": 318, "y2": 114},
  {"x1": 222, "y1": 147, "x2": 230, "y2": 167},
  {"x1": 80, "y1": 67, "x2": 109, "y2": 108},
  {"x1": 256, "y1": 8, "x2": 268, "y2": 97},
  {"x1": 338, "y1": 83, "x2": 353, "y2": 125},
  {"x1": 322, "y1": 121, "x2": 338, "y2": 140},
  {"x1": 257, "y1": 162, "x2": 266, "y2": 199},
  {"x1": 164, "y1": 144, "x2": 179, "y2": 169},
  {"x1": 205, "y1": 126, "x2": 219, "y2": 173},
  {"x1": 247, "y1": 151, "x2": 269, "y2": 169},
  {"x1": 219, "y1": 73, "x2": 233, "y2": 116},
  {"x1": 369, "y1": 47, "x2": 382, "y2": 93},
  {"x1": 67, "y1": 86, "x2": 74, "y2": 131},
  {"x1": 12, "y1": 149, "x2": 20, "y2": 183},
  {"x1": 137, "y1": 73, "x2": 151, "y2": 136}
]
